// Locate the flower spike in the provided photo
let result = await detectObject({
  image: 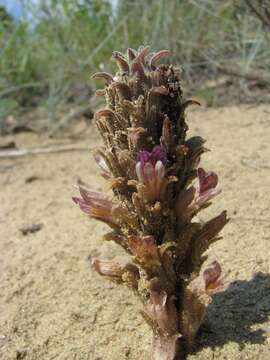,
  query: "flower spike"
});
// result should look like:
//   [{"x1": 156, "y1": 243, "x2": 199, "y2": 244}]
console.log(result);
[{"x1": 73, "y1": 46, "x2": 229, "y2": 359}]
